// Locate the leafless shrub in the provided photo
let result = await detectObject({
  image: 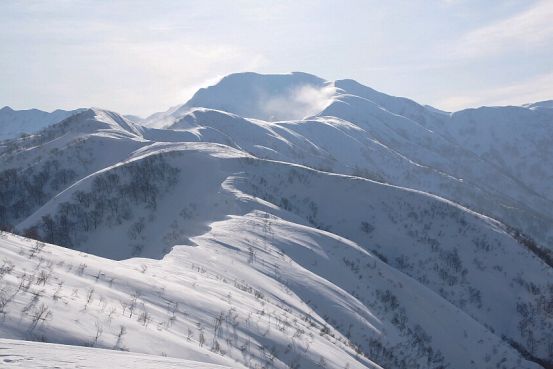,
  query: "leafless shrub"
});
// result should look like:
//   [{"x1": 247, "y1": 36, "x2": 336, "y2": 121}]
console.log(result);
[
  {"x1": 114, "y1": 325, "x2": 127, "y2": 350},
  {"x1": 83, "y1": 288, "x2": 94, "y2": 310},
  {"x1": 36, "y1": 270, "x2": 51, "y2": 286},
  {"x1": 52, "y1": 281, "x2": 63, "y2": 301},
  {"x1": 90, "y1": 320, "x2": 103, "y2": 346},
  {"x1": 28, "y1": 303, "x2": 52, "y2": 333},
  {"x1": 137, "y1": 305, "x2": 152, "y2": 327}
]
